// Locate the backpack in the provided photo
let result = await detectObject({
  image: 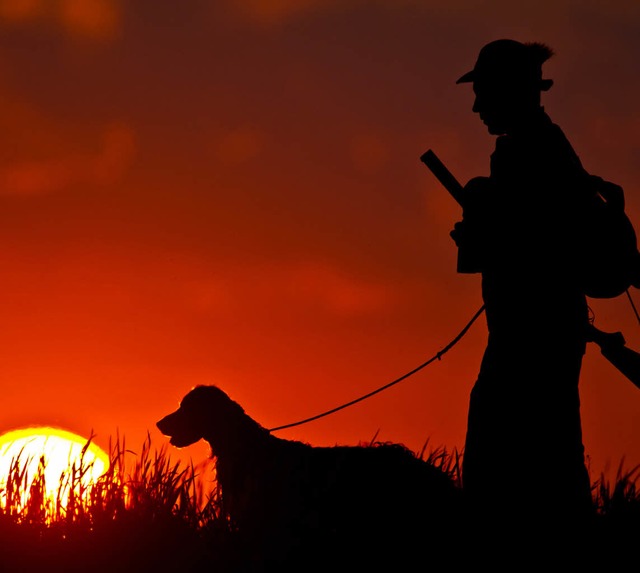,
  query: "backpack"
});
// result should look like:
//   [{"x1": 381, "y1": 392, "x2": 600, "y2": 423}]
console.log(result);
[{"x1": 579, "y1": 174, "x2": 640, "y2": 299}]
